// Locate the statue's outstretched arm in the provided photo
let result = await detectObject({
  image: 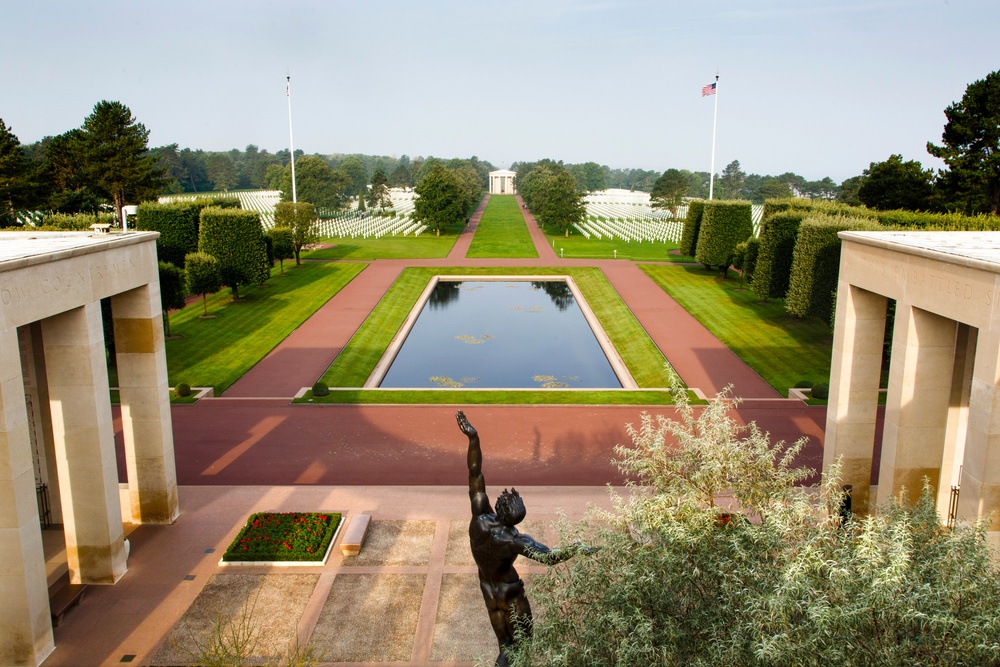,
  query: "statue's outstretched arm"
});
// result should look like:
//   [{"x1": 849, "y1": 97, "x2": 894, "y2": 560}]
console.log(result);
[
  {"x1": 457, "y1": 410, "x2": 490, "y2": 516},
  {"x1": 516, "y1": 534, "x2": 598, "y2": 566}
]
